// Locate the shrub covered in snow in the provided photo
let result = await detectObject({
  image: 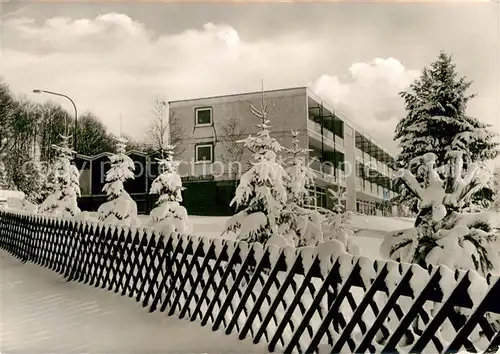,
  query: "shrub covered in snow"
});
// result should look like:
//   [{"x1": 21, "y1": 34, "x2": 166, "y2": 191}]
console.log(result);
[
  {"x1": 149, "y1": 144, "x2": 190, "y2": 234},
  {"x1": 280, "y1": 132, "x2": 358, "y2": 252},
  {"x1": 278, "y1": 130, "x2": 323, "y2": 247},
  {"x1": 222, "y1": 95, "x2": 290, "y2": 245},
  {"x1": 320, "y1": 188, "x2": 359, "y2": 255},
  {"x1": 38, "y1": 135, "x2": 81, "y2": 218},
  {"x1": 97, "y1": 136, "x2": 138, "y2": 226},
  {"x1": 381, "y1": 147, "x2": 500, "y2": 275},
  {"x1": 284, "y1": 130, "x2": 314, "y2": 207}
]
